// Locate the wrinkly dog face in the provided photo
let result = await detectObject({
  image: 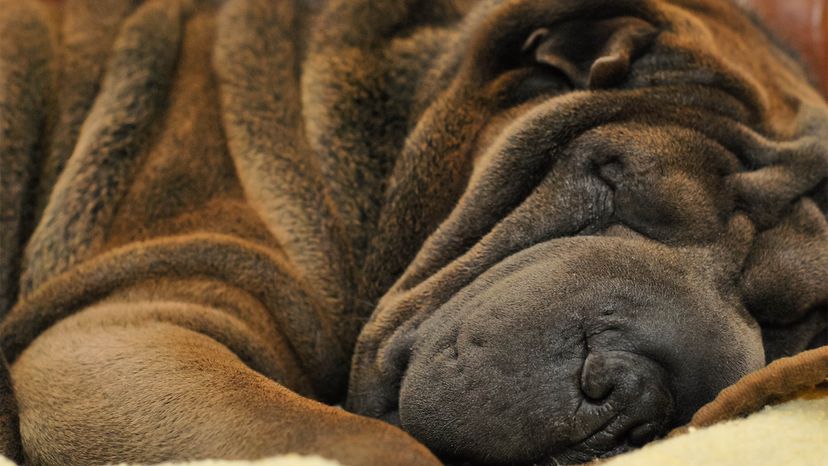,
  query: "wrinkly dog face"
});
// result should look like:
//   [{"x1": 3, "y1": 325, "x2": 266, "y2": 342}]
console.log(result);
[
  {"x1": 346, "y1": 0, "x2": 828, "y2": 464},
  {"x1": 401, "y1": 236, "x2": 765, "y2": 463}
]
